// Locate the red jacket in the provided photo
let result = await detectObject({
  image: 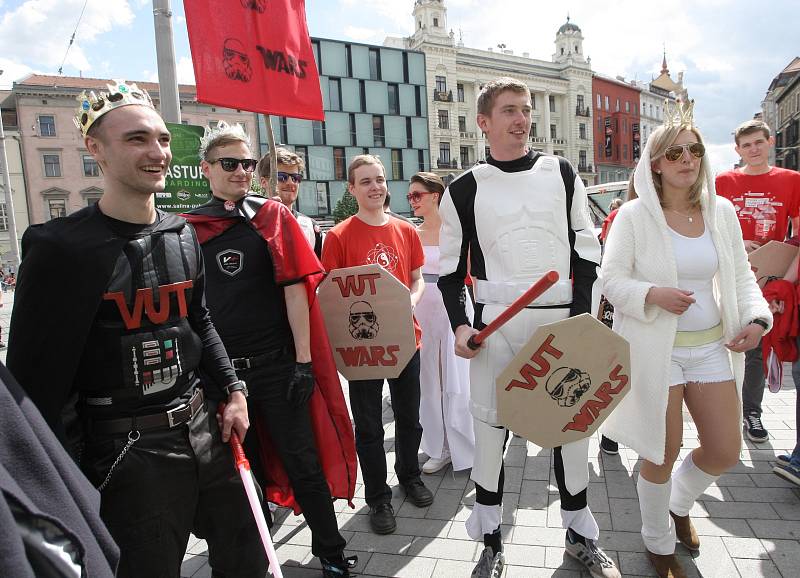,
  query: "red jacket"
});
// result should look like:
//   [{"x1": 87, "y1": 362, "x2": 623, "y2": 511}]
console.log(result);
[
  {"x1": 761, "y1": 279, "x2": 799, "y2": 365},
  {"x1": 183, "y1": 196, "x2": 356, "y2": 513}
]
